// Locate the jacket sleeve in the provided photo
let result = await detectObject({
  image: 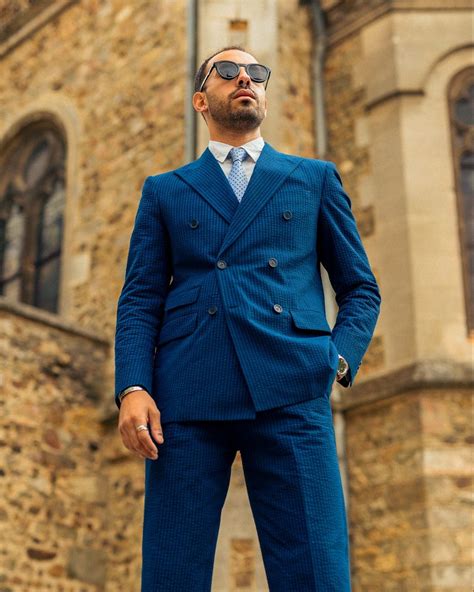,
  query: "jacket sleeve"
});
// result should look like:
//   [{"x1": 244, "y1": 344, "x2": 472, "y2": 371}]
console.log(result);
[
  {"x1": 317, "y1": 161, "x2": 381, "y2": 387},
  {"x1": 114, "y1": 175, "x2": 172, "y2": 408}
]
